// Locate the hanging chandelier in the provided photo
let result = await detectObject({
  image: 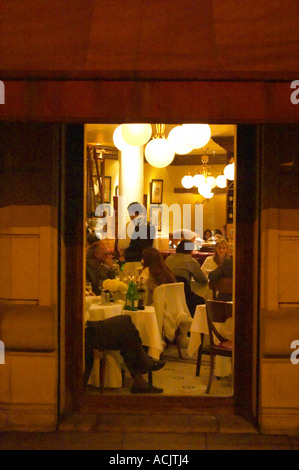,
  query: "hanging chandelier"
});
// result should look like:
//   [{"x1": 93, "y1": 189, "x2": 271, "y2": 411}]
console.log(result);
[
  {"x1": 113, "y1": 123, "x2": 212, "y2": 168},
  {"x1": 181, "y1": 150, "x2": 235, "y2": 198}
]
